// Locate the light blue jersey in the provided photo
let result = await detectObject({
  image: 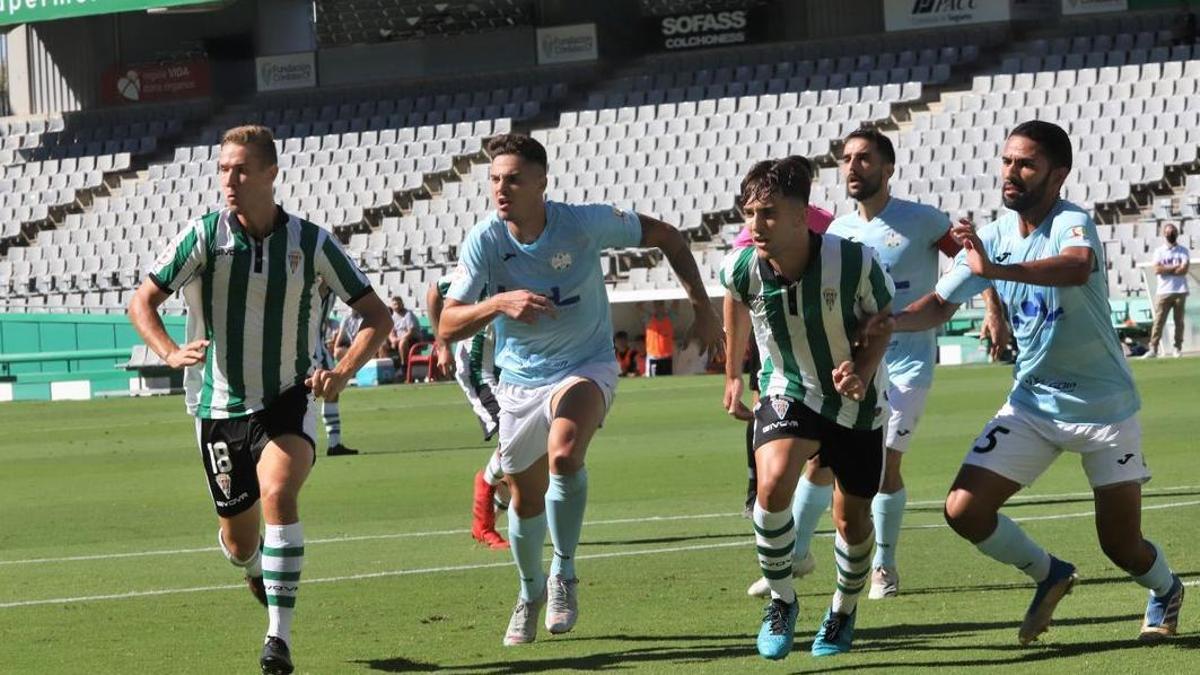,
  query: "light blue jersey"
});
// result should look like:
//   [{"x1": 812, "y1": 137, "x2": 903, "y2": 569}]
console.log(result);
[
  {"x1": 936, "y1": 200, "x2": 1139, "y2": 424},
  {"x1": 448, "y1": 201, "x2": 642, "y2": 387},
  {"x1": 827, "y1": 197, "x2": 950, "y2": 388}
]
